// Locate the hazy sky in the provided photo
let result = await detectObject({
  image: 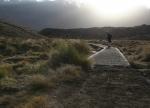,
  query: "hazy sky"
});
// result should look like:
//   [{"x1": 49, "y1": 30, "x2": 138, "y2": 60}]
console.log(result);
[{"x1": 0, "y1": 0, "x2": 150, "y2": 30}]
